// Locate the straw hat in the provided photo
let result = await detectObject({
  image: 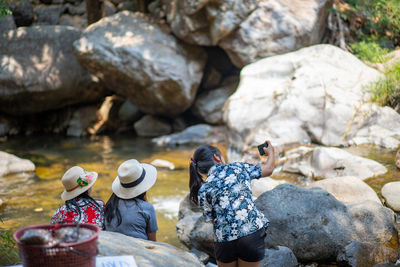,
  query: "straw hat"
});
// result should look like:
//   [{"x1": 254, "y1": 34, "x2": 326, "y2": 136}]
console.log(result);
[
  {"x1": 61, "y1": 166, "x2": 98, "y2": 201},
  {"x1": 112, "y1": 159, "x2": 157, "y2": 199}
]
